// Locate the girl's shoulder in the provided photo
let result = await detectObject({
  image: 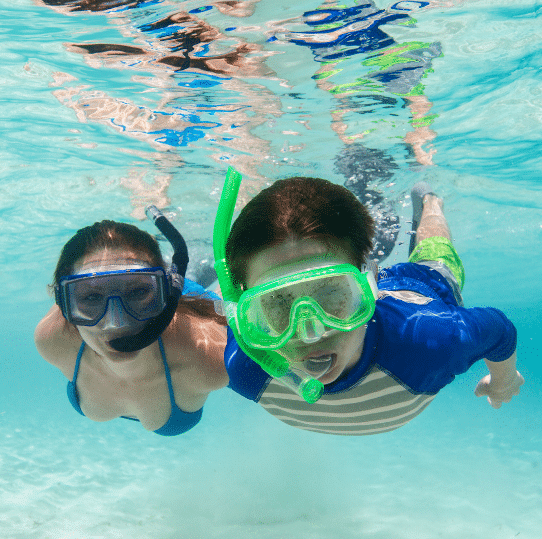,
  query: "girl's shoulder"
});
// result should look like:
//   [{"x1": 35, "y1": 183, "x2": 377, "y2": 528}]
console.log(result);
[
  {"x1": 161, "y1": 310, "x2": 228, "y2": 391},
  {"x1": 34, "y1": 305, "x2": 81, "y2": 375}
]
